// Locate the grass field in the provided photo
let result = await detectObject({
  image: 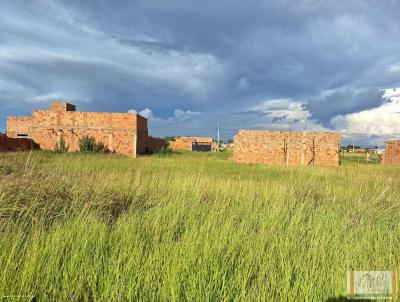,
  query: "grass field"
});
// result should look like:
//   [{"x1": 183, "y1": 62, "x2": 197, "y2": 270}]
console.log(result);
[{"x1": 1, "y1": 151, "x2": 399, "y2": 301}]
